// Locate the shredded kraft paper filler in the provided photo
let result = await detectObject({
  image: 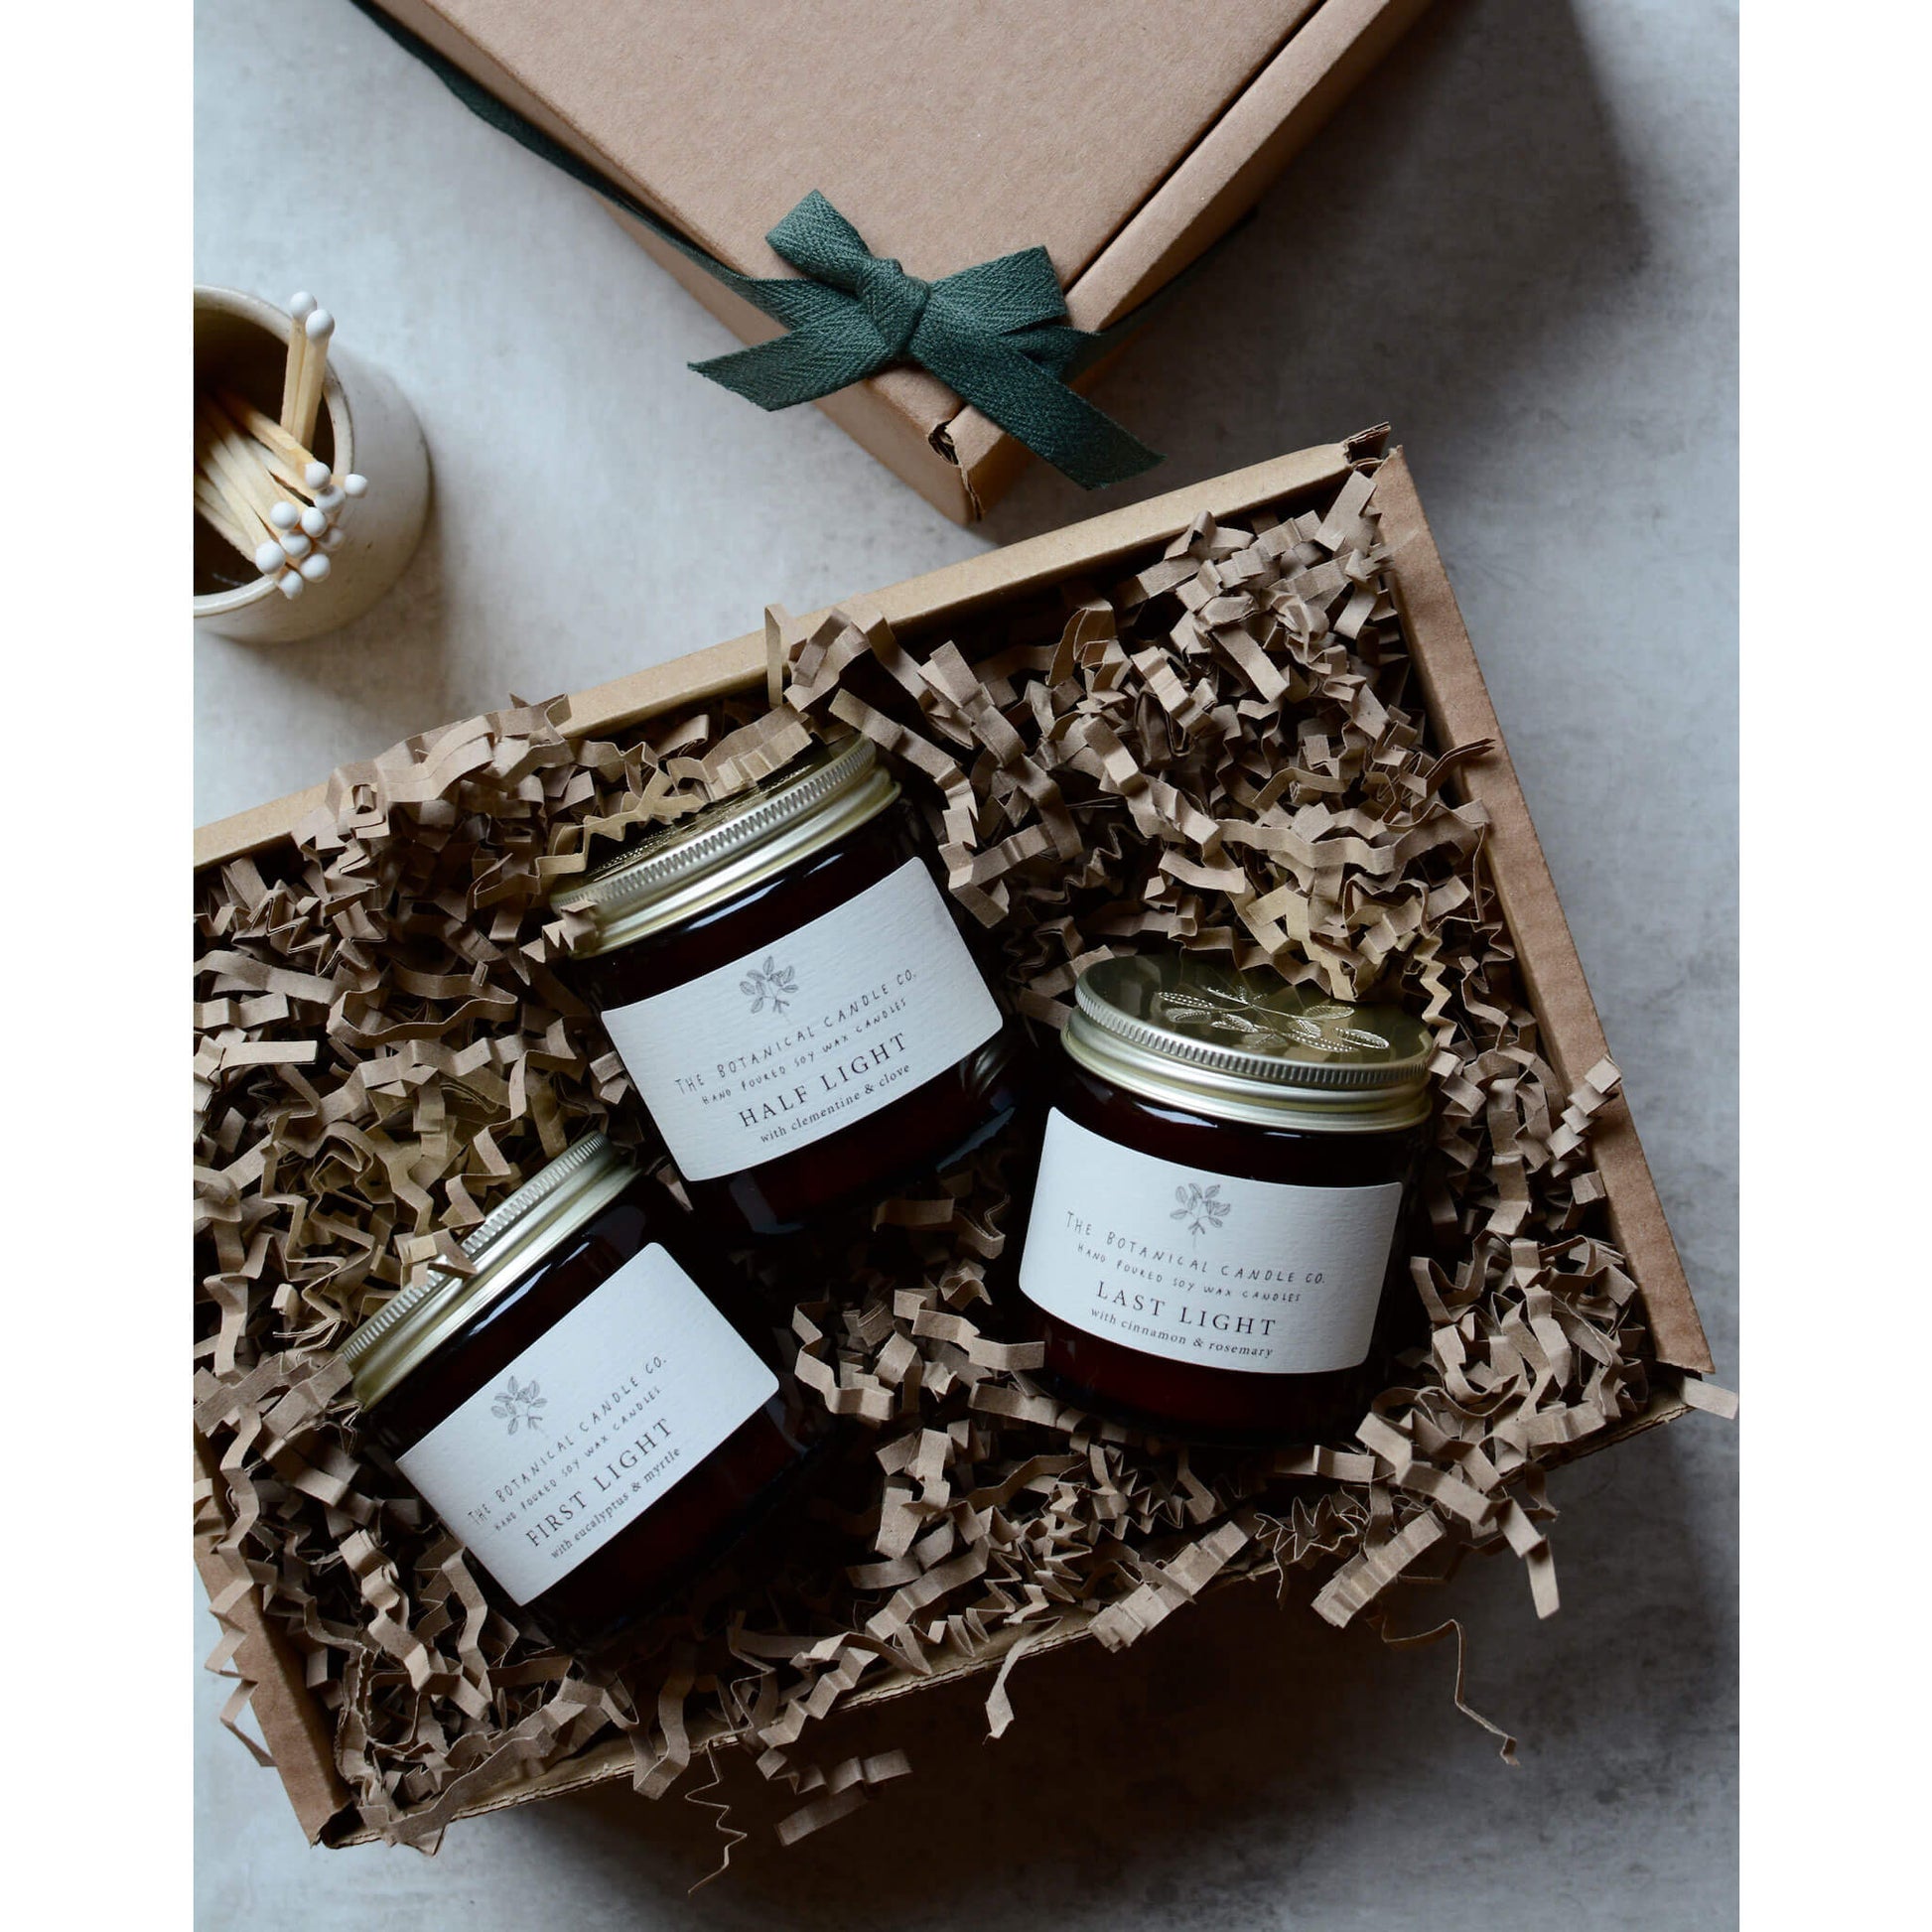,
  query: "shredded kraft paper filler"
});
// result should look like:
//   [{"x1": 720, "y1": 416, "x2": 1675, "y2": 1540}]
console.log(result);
[{"x1": 192, "y1": 464, "x2": 1732, "y2": 1861}]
